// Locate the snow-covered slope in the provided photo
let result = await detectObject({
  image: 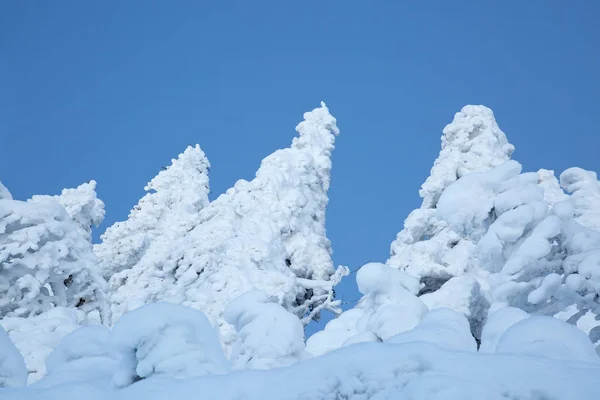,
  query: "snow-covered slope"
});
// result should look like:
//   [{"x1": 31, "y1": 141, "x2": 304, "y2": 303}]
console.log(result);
[{"x1": 2, "y1": 302, "x2": 600, "y2": 399}]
